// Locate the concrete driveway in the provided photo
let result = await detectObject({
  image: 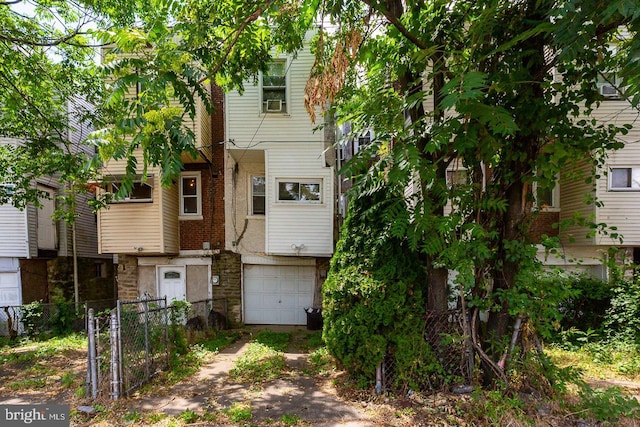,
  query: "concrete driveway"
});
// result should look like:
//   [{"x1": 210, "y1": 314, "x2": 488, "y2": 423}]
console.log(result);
[{"x1": 134, "y1": 327, "x2": 375, "y2": 426}]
